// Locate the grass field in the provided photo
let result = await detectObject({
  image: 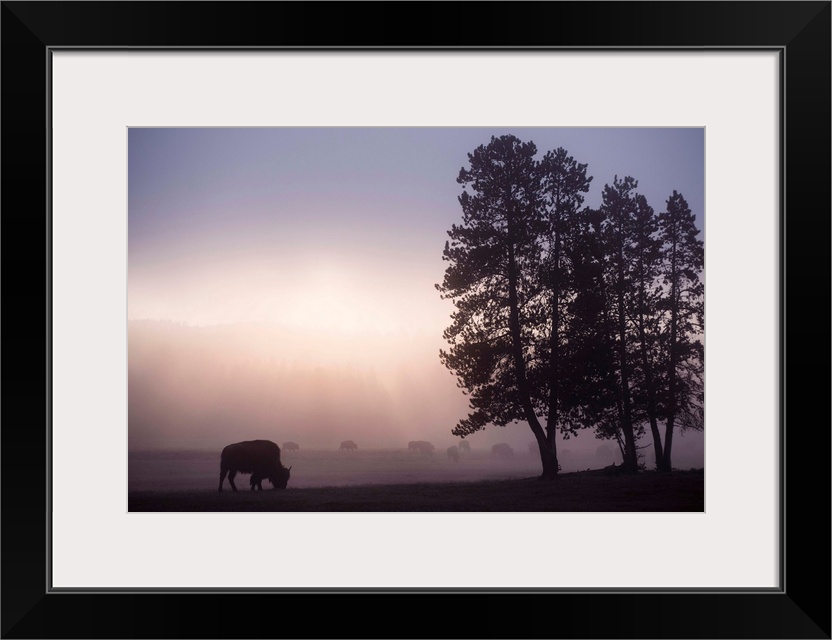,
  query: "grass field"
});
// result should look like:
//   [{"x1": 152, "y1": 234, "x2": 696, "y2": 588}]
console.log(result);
[{"x1": 129, "y1": 447, "x2": 704, "y2": 512}]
